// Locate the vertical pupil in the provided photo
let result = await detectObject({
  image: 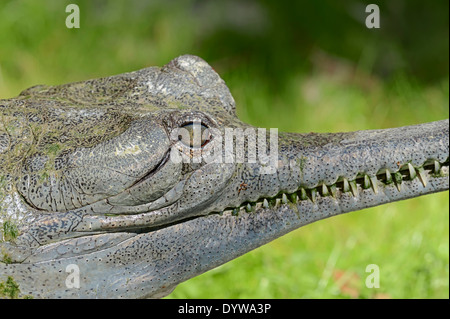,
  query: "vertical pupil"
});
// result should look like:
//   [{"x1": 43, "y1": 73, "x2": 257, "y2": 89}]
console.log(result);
[{"x1": 179, "y1": 122, "x2": 210, "y2": 147}]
